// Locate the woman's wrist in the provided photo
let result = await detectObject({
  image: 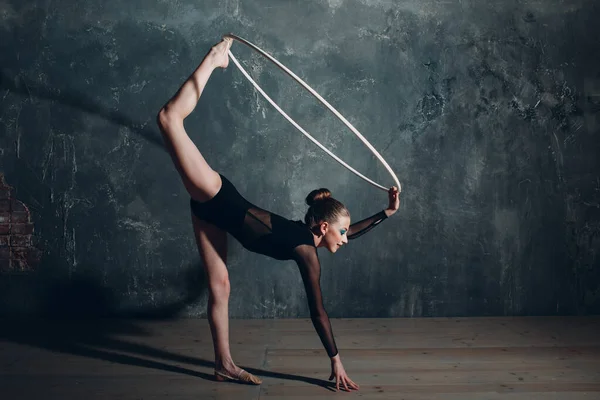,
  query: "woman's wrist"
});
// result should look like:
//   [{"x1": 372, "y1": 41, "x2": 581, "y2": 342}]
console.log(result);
[
  {"x1": 330, "y1": 353, "x2": 341, "y2": 363},
  {"x1": 384, "y1": 208, "x2": 395, "y2": 217}
]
